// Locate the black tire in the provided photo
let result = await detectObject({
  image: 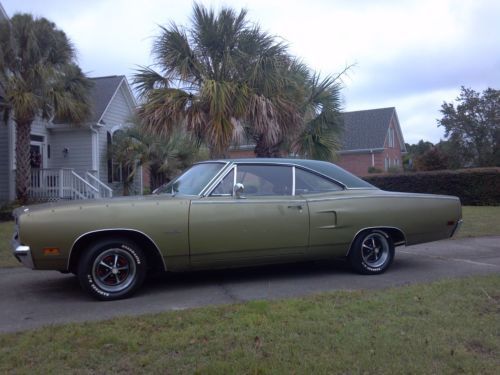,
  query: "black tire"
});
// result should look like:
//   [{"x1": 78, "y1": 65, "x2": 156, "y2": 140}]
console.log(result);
[
  {"x1": 77, "y1": 238, "x2": 147, "y2": 301},
  {"x1": 349, "y1": 230, "x2": 394, "y2": 275}
]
